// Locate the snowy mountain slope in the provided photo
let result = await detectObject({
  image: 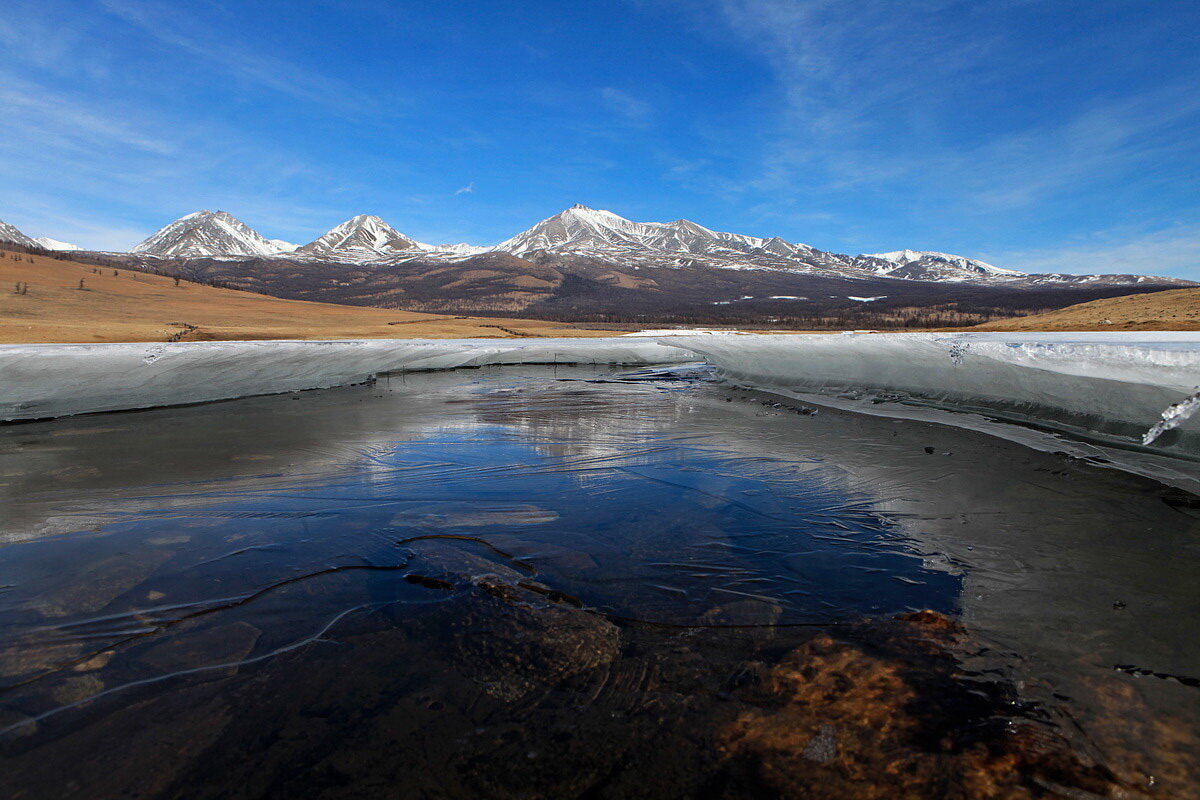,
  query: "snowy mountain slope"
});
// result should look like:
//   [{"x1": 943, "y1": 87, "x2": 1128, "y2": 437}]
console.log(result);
[
  {"x1": 853, "y1": 250, "x2": 1024, "y2": 282},
  {"x1": 864, "y1": 249, "x2": 1011, "y2": 272},
  {"x1": 132, "y1": 211, "x2": 298, "y2": 258},
  {"x1": 33, "y1": 236, "x2": 83, "y2": 251},
  {"x1": 493, "y1": 205, "x2": 1046, "y2": 282},
  {"x1": 492, "y1": 205, "x2": 1189, "y2": 288},
  {"x1": 494, "y1": 204, "x2": 845, "y2": 274},
  {"x1": 0, "y1": 219, "x2": 39, "y2": 249},
  {"x1": 18, "y1": 205, "x2": 1191, "y2": 292},
  {"x1": 294, "y1": 215, "x2": 491, "y2": 262},
  {"x1": 416, "y1": 241, "x2": 492, "y2": 256},
  {"x1": 297, "y1": 214, "x2": 421, "y2": 258}
]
